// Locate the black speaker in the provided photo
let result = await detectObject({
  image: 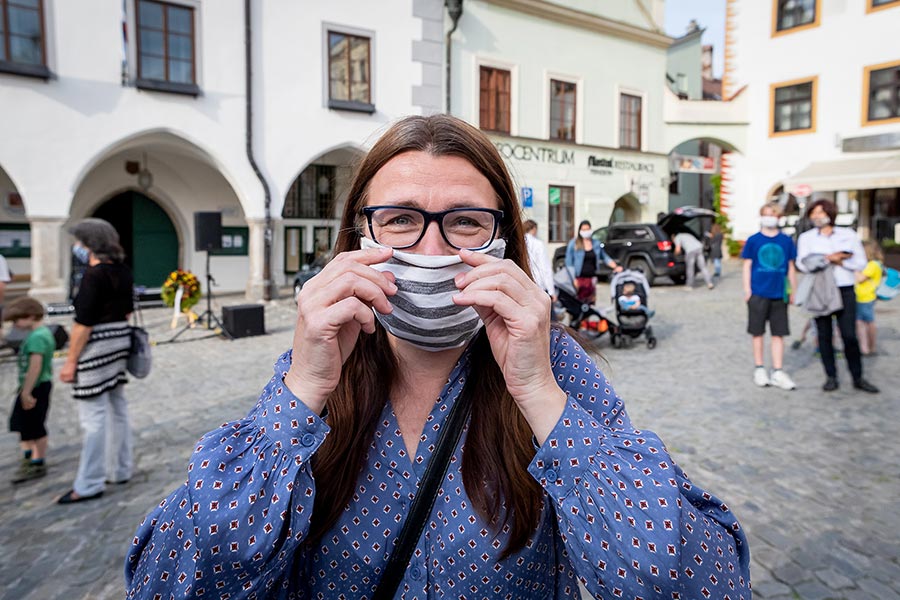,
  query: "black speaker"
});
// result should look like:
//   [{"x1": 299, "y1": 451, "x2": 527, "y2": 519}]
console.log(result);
[
  {"x1": 194, "y1": 212, "x2": 222, "y2": 251},
  {"x1": 222, "y1": 304, "x2": 265, "y2": 338}
]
